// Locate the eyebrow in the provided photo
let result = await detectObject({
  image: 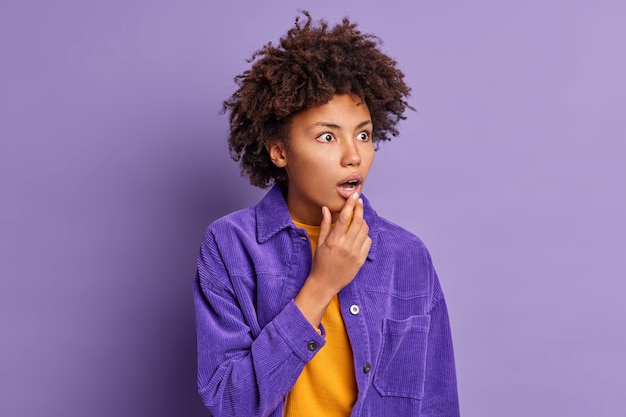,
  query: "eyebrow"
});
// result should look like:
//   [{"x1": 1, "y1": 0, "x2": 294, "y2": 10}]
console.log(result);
[{"x1": 308, "y1": 120, "x2": 372, "y2": 131}]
